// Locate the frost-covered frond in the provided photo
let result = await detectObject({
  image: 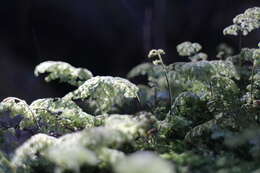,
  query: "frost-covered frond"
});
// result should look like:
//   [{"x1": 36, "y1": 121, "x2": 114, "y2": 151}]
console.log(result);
[
  {"x1": 127, "y1": 63, "x2": 154, "y2": 79},
  {"x1": 180, "y1": 61, "x2": 211, "y2": 80},
  {"x1": 185, "y1": 116, "x2": 238, "y2": 145},
  {"x1": 11, "y1": 121, "x2": 149, "y2": 172},
  {"x1": 53, "y1": 114, "x2": 152, "y2": 150},
  {"x1": 11, "y1": 134, "x2": 57, "y2": 168},
  {"x1": 64, "y1": 76, "x2": 139, "y2": 99},
  {"x1": 30, "y1": 98, "x2": 95, "y2": 134},
  {"x1": 64, "y1": 76, "x2": 139, "y2": 114},
  {"x1": 170, "y1": 92, "x2": 212, "y2": 123},
  {"x1": 34, "y1": 61, "x2": 93, "y2": 87},
  {"x1": 210, "y1": 61, "x2": 240, "y2": 79},
  {"x1": 114, "y1": 152, "x2": 175, "y2": 173},
  {"x1": 226, "y1": 49, "x2": 257, "y2": 80},
  {"x1": 96, "y1": 148, "x2": 125, "y2": 167},
  {"x1": 0, "y1": 98, "x2": 34, "y2": 120},
  {"x1": 223, "y1": 24, "x2": 241, "y2": 36},
  {"x1": 184, "y1": 119, "x2": 217, "y2": 144},
  {"x1": 0, "y1": 97, "x2": 38, "y2": 128},
  {"x1": 189, "y1": 52, "x2": 208, "y2": 62},
  {"x1": 104, "y1": 114, "x2": 150, "y2": 138},
  {"x1": 151, "y1": 60, "x2": 239, "y2": 100},
  {"x1": 241, "y1": 48, "x2": 257, "y2": 61},
  {"x1": 244, "y1": 70, "x2": 260, "y2": 104},
  {"x1": 177, "y1": 41, "x2": 202, "y2": 57},
  {"x1": 179, "y1": 60, "x2": 240, "y2": 81},
  {"x1": 55, "y1": 127, "x2": 130, "y2": 151},
  {"x1": 47, "y1": 124, "x2": 148, "y2": 171},
  {"x1": 223, "y1": 7, "x2": 260, "y2": 36},
  {"x1": 45, "y1": 143, "x2": 99, "y2": 173},
  {"x1": 44, "y1": 128, "x2": 127, "y2": 172},
  {"x1": 78, "y1": 127, "x2": 131, "y2": 149},
  {"x1": 253, "y1": 48, "x2": 260, "y2": 66}
]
